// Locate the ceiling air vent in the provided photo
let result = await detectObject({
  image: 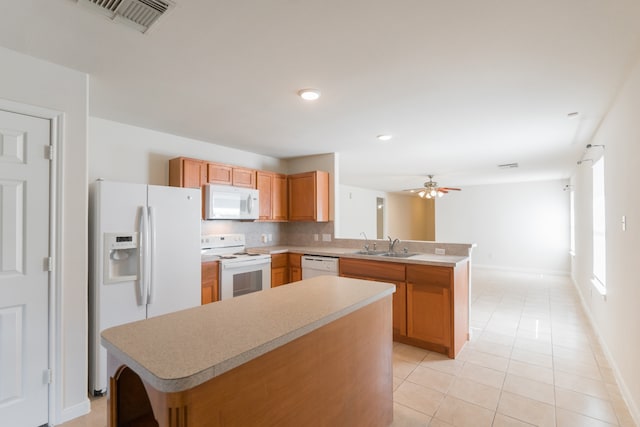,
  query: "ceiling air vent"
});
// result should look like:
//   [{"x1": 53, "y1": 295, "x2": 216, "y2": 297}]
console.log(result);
[
  {"x1": 498, "y1": 163, "x2": 519, "y2": 169},
  {"x1": 77, "y1": 0, "x2": 174, "y2": 33}
]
